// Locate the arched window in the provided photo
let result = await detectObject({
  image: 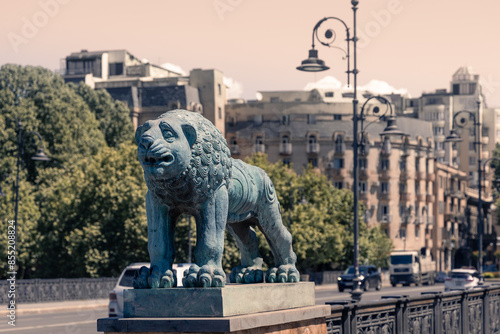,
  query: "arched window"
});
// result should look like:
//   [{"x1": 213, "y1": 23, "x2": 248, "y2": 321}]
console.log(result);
[
  {"x1": 255, "y1": 136, "x2": 263, "y2": 145},
  {"x1": 335, "y1": 135, "x2": 344, "y2": 153},
  {"x1": 282, "y1": 135, "x2": 290, "y2": 144}
]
